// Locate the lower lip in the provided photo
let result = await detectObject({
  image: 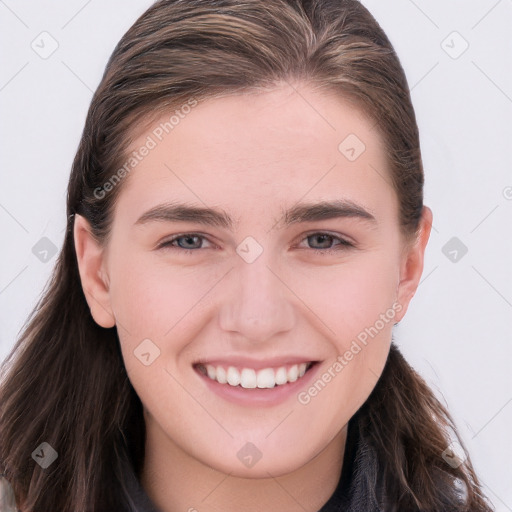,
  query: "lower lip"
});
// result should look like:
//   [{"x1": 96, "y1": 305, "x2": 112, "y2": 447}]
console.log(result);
[{"x1": 195, "y1": 363, "x2": 321, "y2": 407}]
